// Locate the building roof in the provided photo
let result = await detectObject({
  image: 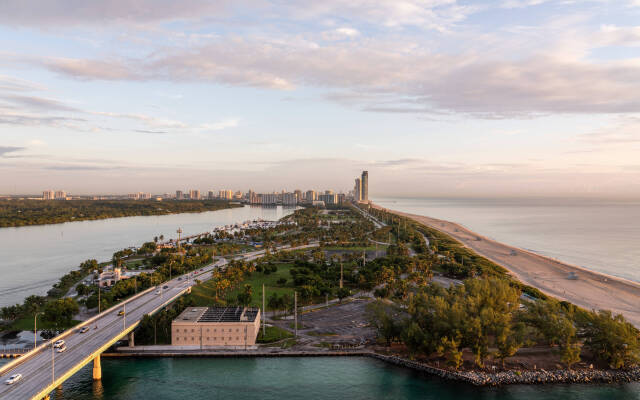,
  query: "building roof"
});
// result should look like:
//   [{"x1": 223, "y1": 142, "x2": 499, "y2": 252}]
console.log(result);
[{"x1": 175, "y1": 306, "x2": 259, "y2": 323}]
